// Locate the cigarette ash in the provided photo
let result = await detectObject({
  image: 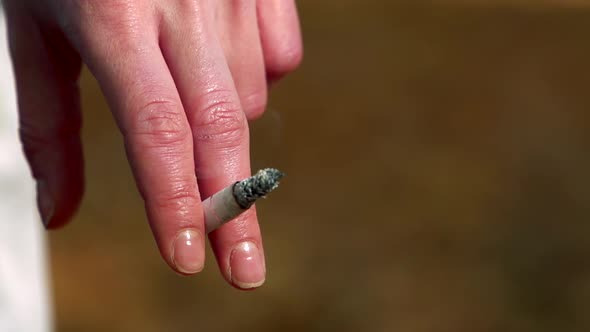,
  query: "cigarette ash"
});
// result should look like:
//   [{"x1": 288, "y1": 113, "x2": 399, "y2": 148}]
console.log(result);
[{"x1": 233, "y1": 168, "x2": 285, "y2": 208}]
